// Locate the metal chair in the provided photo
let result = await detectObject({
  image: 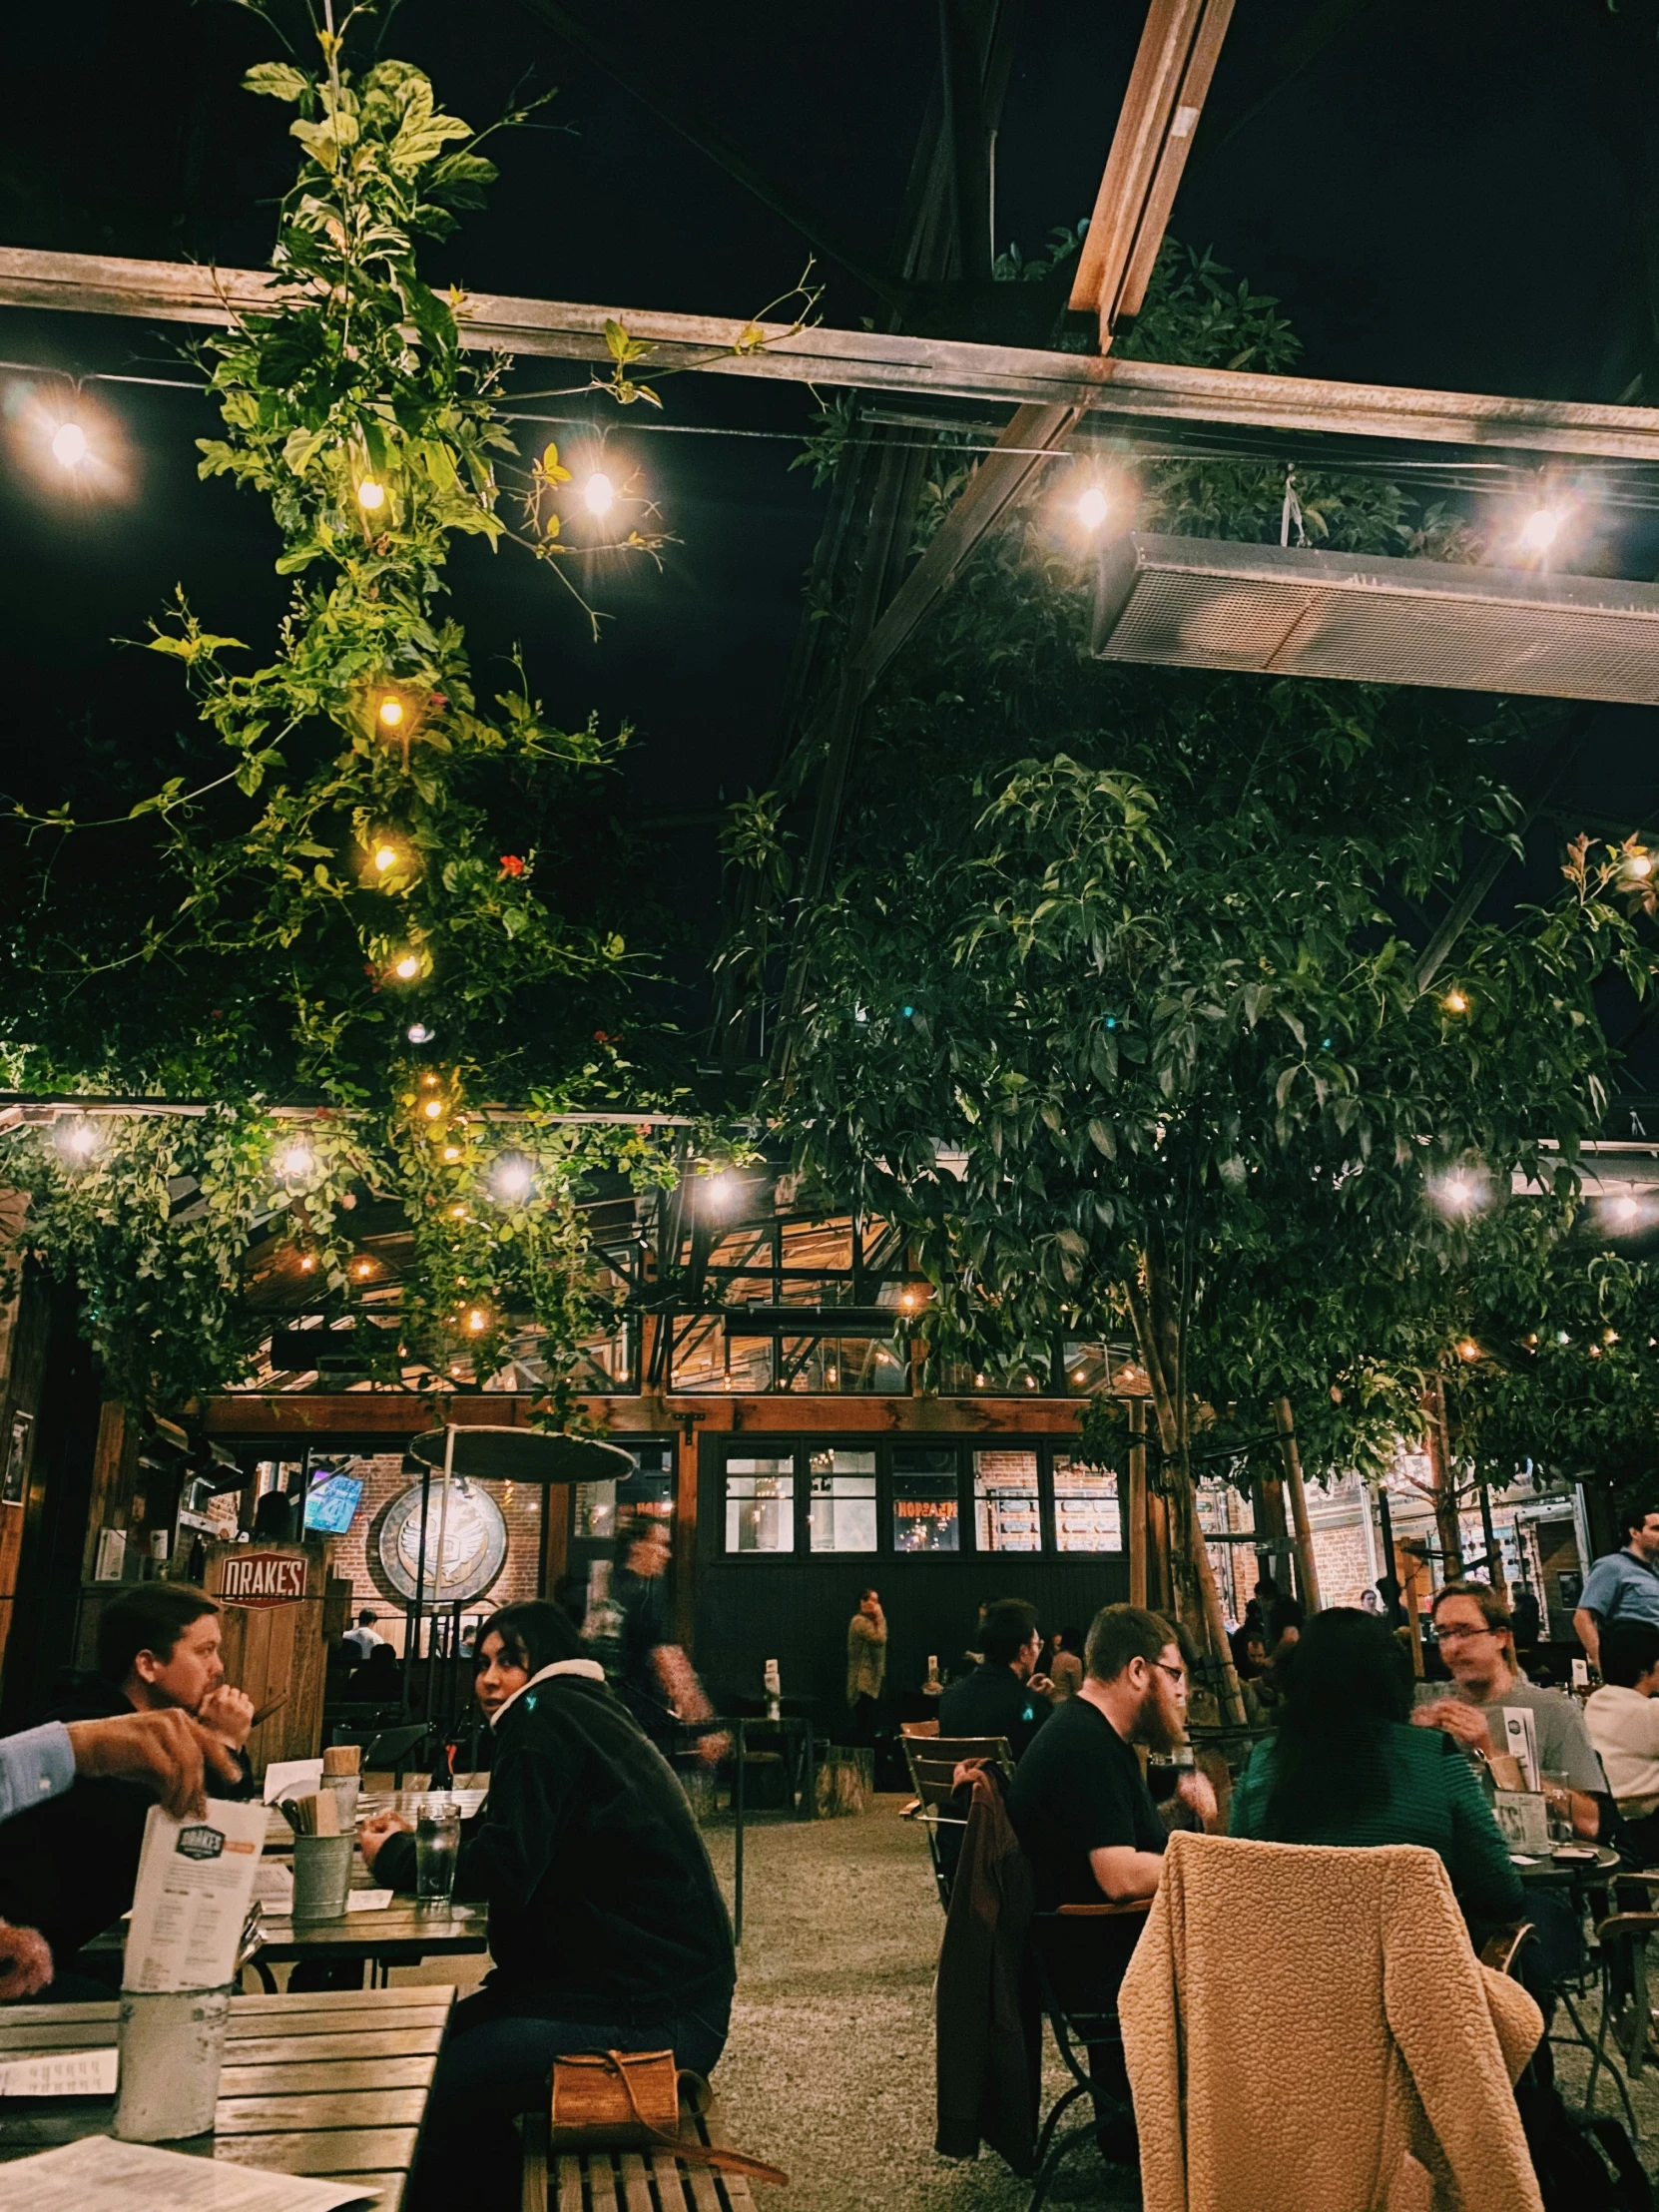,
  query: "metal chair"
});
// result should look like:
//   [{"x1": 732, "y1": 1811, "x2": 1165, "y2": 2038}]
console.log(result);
[
  {"x1": 1026, "y1": 1902, "x2": 1152, "y2": 2212},
  {"x1": 899, "y1": 1733, "x2": 1014, "y2": 1908}
]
